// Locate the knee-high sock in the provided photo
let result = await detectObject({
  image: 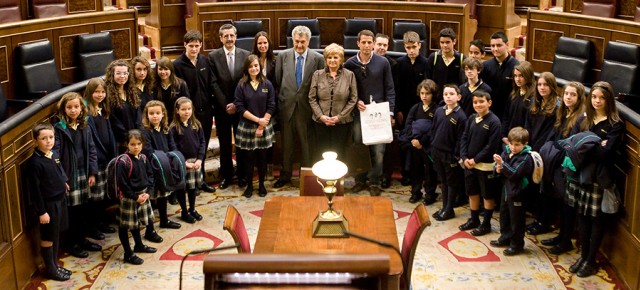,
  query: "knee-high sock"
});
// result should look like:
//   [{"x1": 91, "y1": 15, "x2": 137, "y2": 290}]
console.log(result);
[
  {"x1": 187, "y1": 190, "x2": 196, "y2": 211},
  {"x1": 131, "y1": 229, "x2": 143, "y2": 248},
  {"x1": 41, "y1": 246, "x2": 58, "y2": 273},
  {"x1": 586, "y1": 216, "x2": 605, "y2": 264},
  {"x1": 482, "y1": 209, "x2": 494, "y2": 226},
  {"x1": 157, "y1": 197, "x2": 168, "y2": 224},
  {"x1": 118, "y1": 227, "x2": 132, "y2": 256},
  {"x1": 176, "y1": 190, "x2": 187, "y2": 213}
]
